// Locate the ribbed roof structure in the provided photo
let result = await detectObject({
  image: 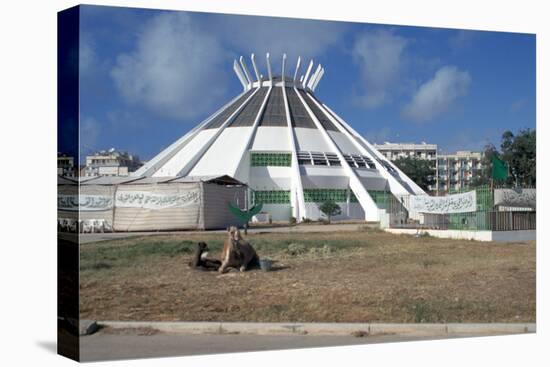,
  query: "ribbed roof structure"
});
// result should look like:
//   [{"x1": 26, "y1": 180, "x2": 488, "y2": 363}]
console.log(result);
[{"x1": 133, "y1": 53, "x2": 425, "y2": 222}]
